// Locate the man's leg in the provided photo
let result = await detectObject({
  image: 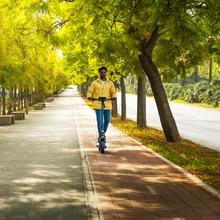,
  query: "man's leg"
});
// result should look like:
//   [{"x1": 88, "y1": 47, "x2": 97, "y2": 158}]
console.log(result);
[
  {"x1": 103, "y1": 110, "x2": 111, "y2": 133},
  {"x1": 95, "y1": 109, "x2": 104, "y2": 136}
]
